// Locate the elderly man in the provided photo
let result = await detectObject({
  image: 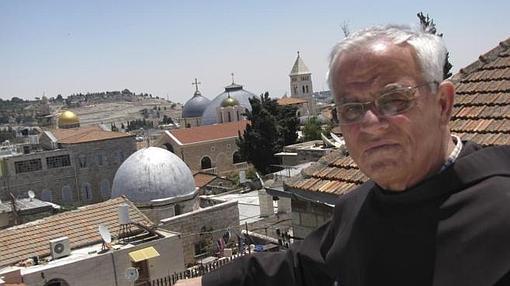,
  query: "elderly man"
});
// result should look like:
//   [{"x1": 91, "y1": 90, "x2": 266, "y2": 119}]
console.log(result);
[{"x1": 177, "y1": 25, "x2": 510, "y2": 286}]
